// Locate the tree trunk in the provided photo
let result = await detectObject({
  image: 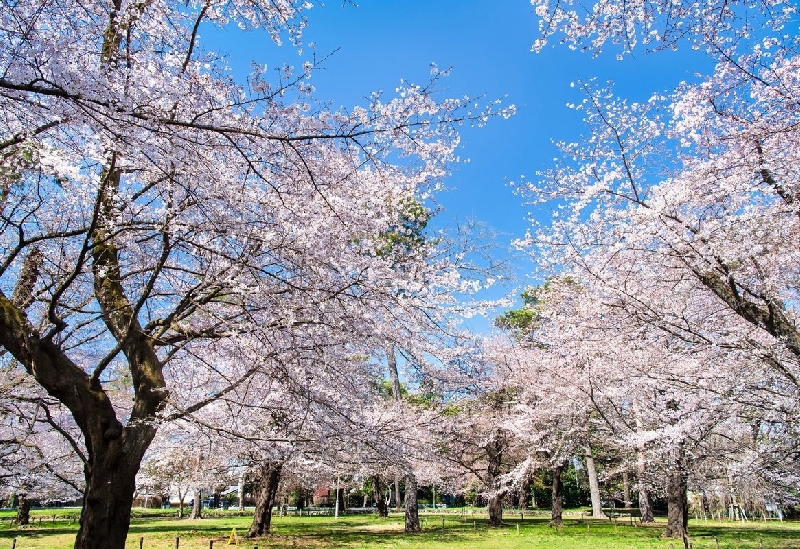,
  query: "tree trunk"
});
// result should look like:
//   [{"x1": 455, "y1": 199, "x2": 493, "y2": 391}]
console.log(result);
[
  {"x1": 394, "y1": 477, "x2": 401, "y2": 510},
  {"x1": 550, "y1": 462, "x2": 565, "y2": 527},
  {"x1": 75, "y1": 432, "x2": 155, "y2": 549},
  {"x1": 386, "y1": 345, "x2": 402, "y2": 400},
  {"x1": 16, "y1": 495, "x2": 30, "y2": 526},
  {"x1": 623, "y1": 471, "x2": 632, "y2": 507},
  {"x1": 487, "y1": 493, "x2": 504, "y2": 527},
  {"x1": 585, "y1": 446, "x2": 604, "y2": 518},
  {"x1": 663, "y1": 467, "x2": 689, "y2": 539},
  {"x1": 373, "y1": 476, "x2": 388, "y2": 517},
  {"x1": 190, "y1": 488, "x2": 202, "y2": 519},
  {"x1": 636, "y1": 451, "x2": 655, "y2": 523},
  {"x1": 237, "y1": 473, "x2": 245, "y2": 511},
  {"x1": 518, "y1": 474, "x2": 531, "y2": 509},
  {"x1": 0, "y1": 30, "x2": 168, "y2": 549},
  {"x1": 404, "y1": 473, "x2": 421, "y2": 533},
  {"x1": 336, "y1": 482, "x2": 346, "y2": 513},
  {"x1": 247, "y1": 461, "x2": 283, "y2": 538},
  {"x1": 486, "y1": 435, "x2": 505, "y2": 526}
]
